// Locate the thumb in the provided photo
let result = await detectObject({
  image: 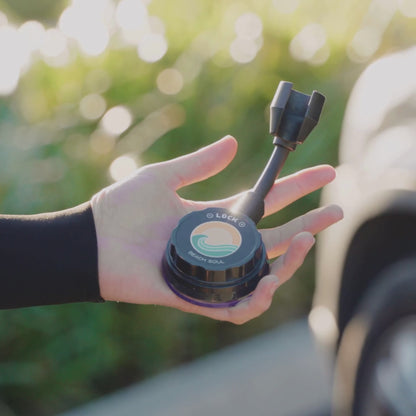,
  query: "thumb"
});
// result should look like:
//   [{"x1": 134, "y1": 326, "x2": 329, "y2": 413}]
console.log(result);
[{"x1": 161, "y1": 135, "x2": 238, "y2": 190}]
